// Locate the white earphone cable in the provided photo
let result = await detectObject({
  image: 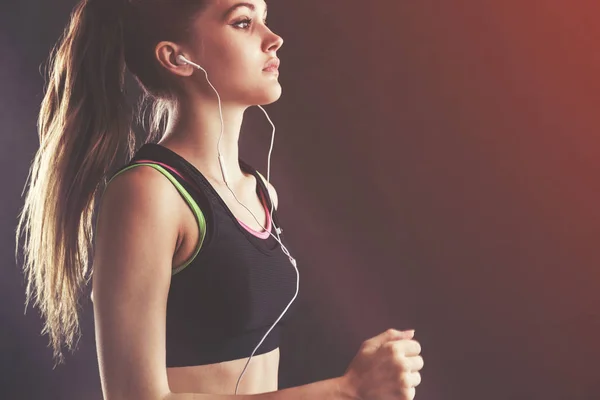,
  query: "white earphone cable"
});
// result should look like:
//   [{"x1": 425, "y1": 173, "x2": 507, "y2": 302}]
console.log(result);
[{"x1": 177, "y1": 55, "x2": 298, "y2": 395}]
